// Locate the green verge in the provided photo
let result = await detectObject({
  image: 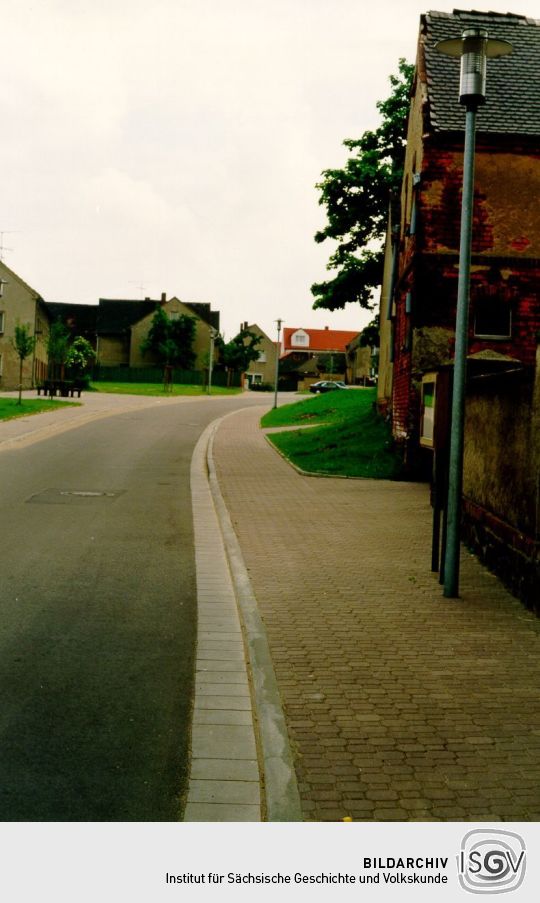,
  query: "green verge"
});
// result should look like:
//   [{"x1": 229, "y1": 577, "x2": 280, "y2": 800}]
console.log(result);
[
  {"x1": 0, "y1": 398, "x2": 76, "y2": 421},
  {"x1": 261, "y1": 388, "x2": 403, "y2": 479},
  {"x1": 90, "y1": 382, "x2": 242, "y2": 397}
]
